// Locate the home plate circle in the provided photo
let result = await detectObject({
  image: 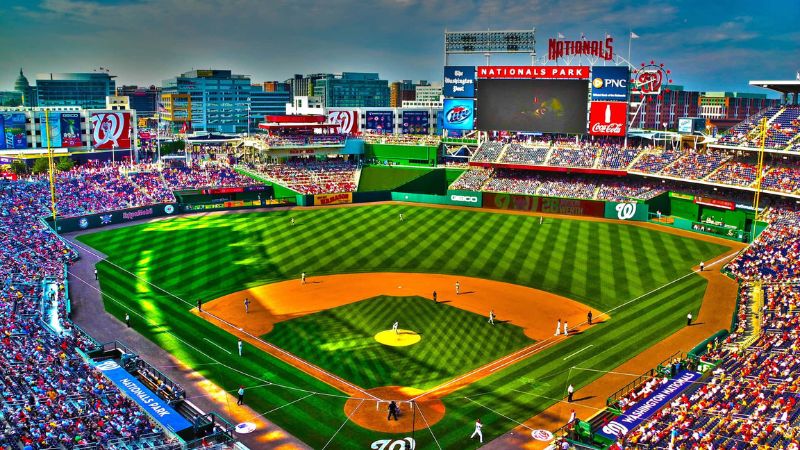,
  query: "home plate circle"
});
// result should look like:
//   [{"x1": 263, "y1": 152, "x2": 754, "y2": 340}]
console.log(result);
[
  {"x1": 235, "y1": 422, "x2": 256, "y2": 434},
  {"x1": 531, "y1": 429, "x2": 554, "y2": 441}
]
